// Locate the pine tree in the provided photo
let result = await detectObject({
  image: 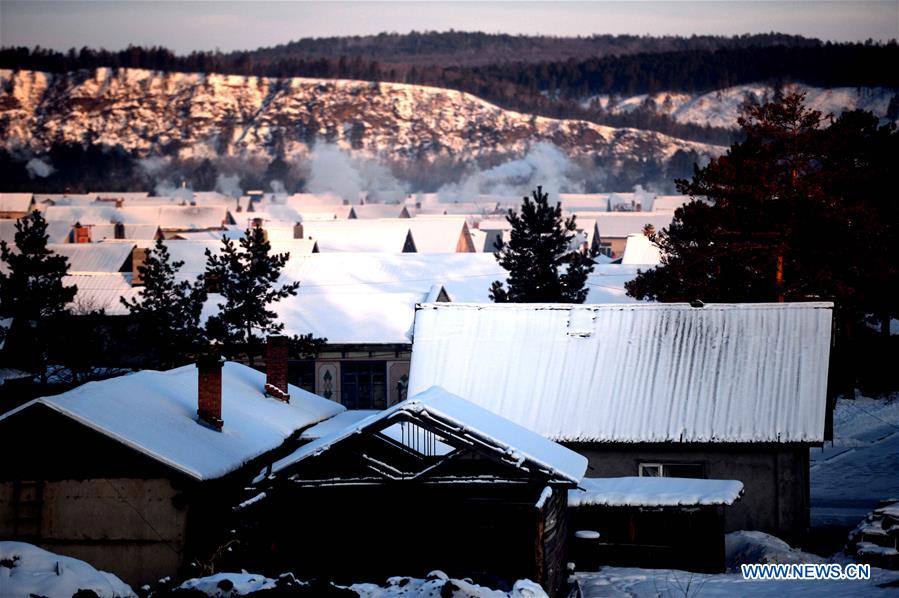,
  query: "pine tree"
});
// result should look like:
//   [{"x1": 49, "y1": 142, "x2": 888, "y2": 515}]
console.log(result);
[
  {"x1": 120, "y1": 239, "x2": 207, "y2": 369},
  {"x1": 0, "y1": 210, "x2": 77, "y2": 382},
  {"x1": 204, "y1": 227, "x2": 301, "y2": 363},
  {"x1": 490, "y1": 186, "x2": 596, "y2": 303}
]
